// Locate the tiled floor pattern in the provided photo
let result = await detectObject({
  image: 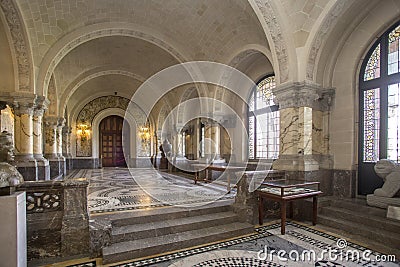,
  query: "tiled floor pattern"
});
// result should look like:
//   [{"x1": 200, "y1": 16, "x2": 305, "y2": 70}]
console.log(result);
[
  {"x1": 68, "y1": 222, "x2": 398, "y2": 267},
  {"x1": 67, "y1": 168, "x2": 235, "y2": 214}
]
